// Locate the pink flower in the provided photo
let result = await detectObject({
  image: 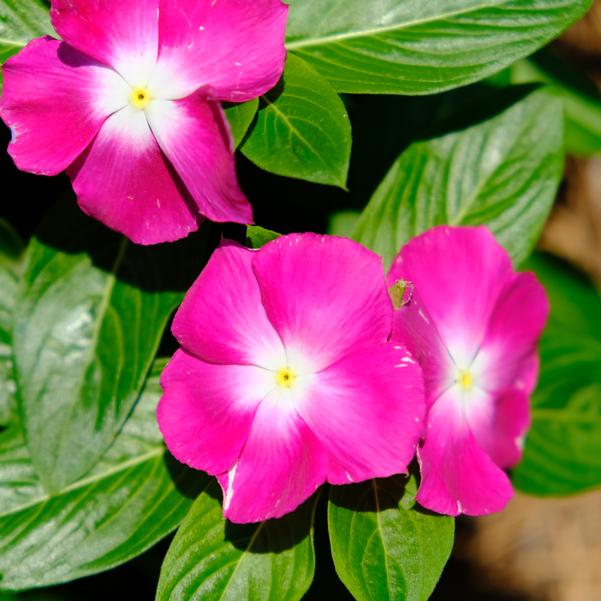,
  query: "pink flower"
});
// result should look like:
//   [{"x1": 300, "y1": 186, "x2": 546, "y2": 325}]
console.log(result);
[
  {"x1": 388, "y1": 226, "x2": 549, "y2": 516},
  {"x1": 0, "y1": 0, "x2": 288, "y2": 244},
  {"x1": 158, "y1": 234, "x2": 425, "y2": 523}
]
